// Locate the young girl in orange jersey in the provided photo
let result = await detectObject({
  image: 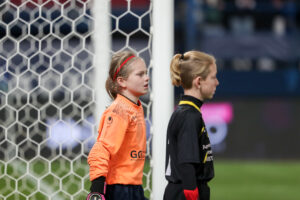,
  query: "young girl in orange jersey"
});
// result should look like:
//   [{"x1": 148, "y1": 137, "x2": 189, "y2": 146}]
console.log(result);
[
  {"x1": 87, "y1": 51, "x2": 149, "y2": 200},
  {"x1": 164, "y1": 51, "x2": 219, "y2": 200}
]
